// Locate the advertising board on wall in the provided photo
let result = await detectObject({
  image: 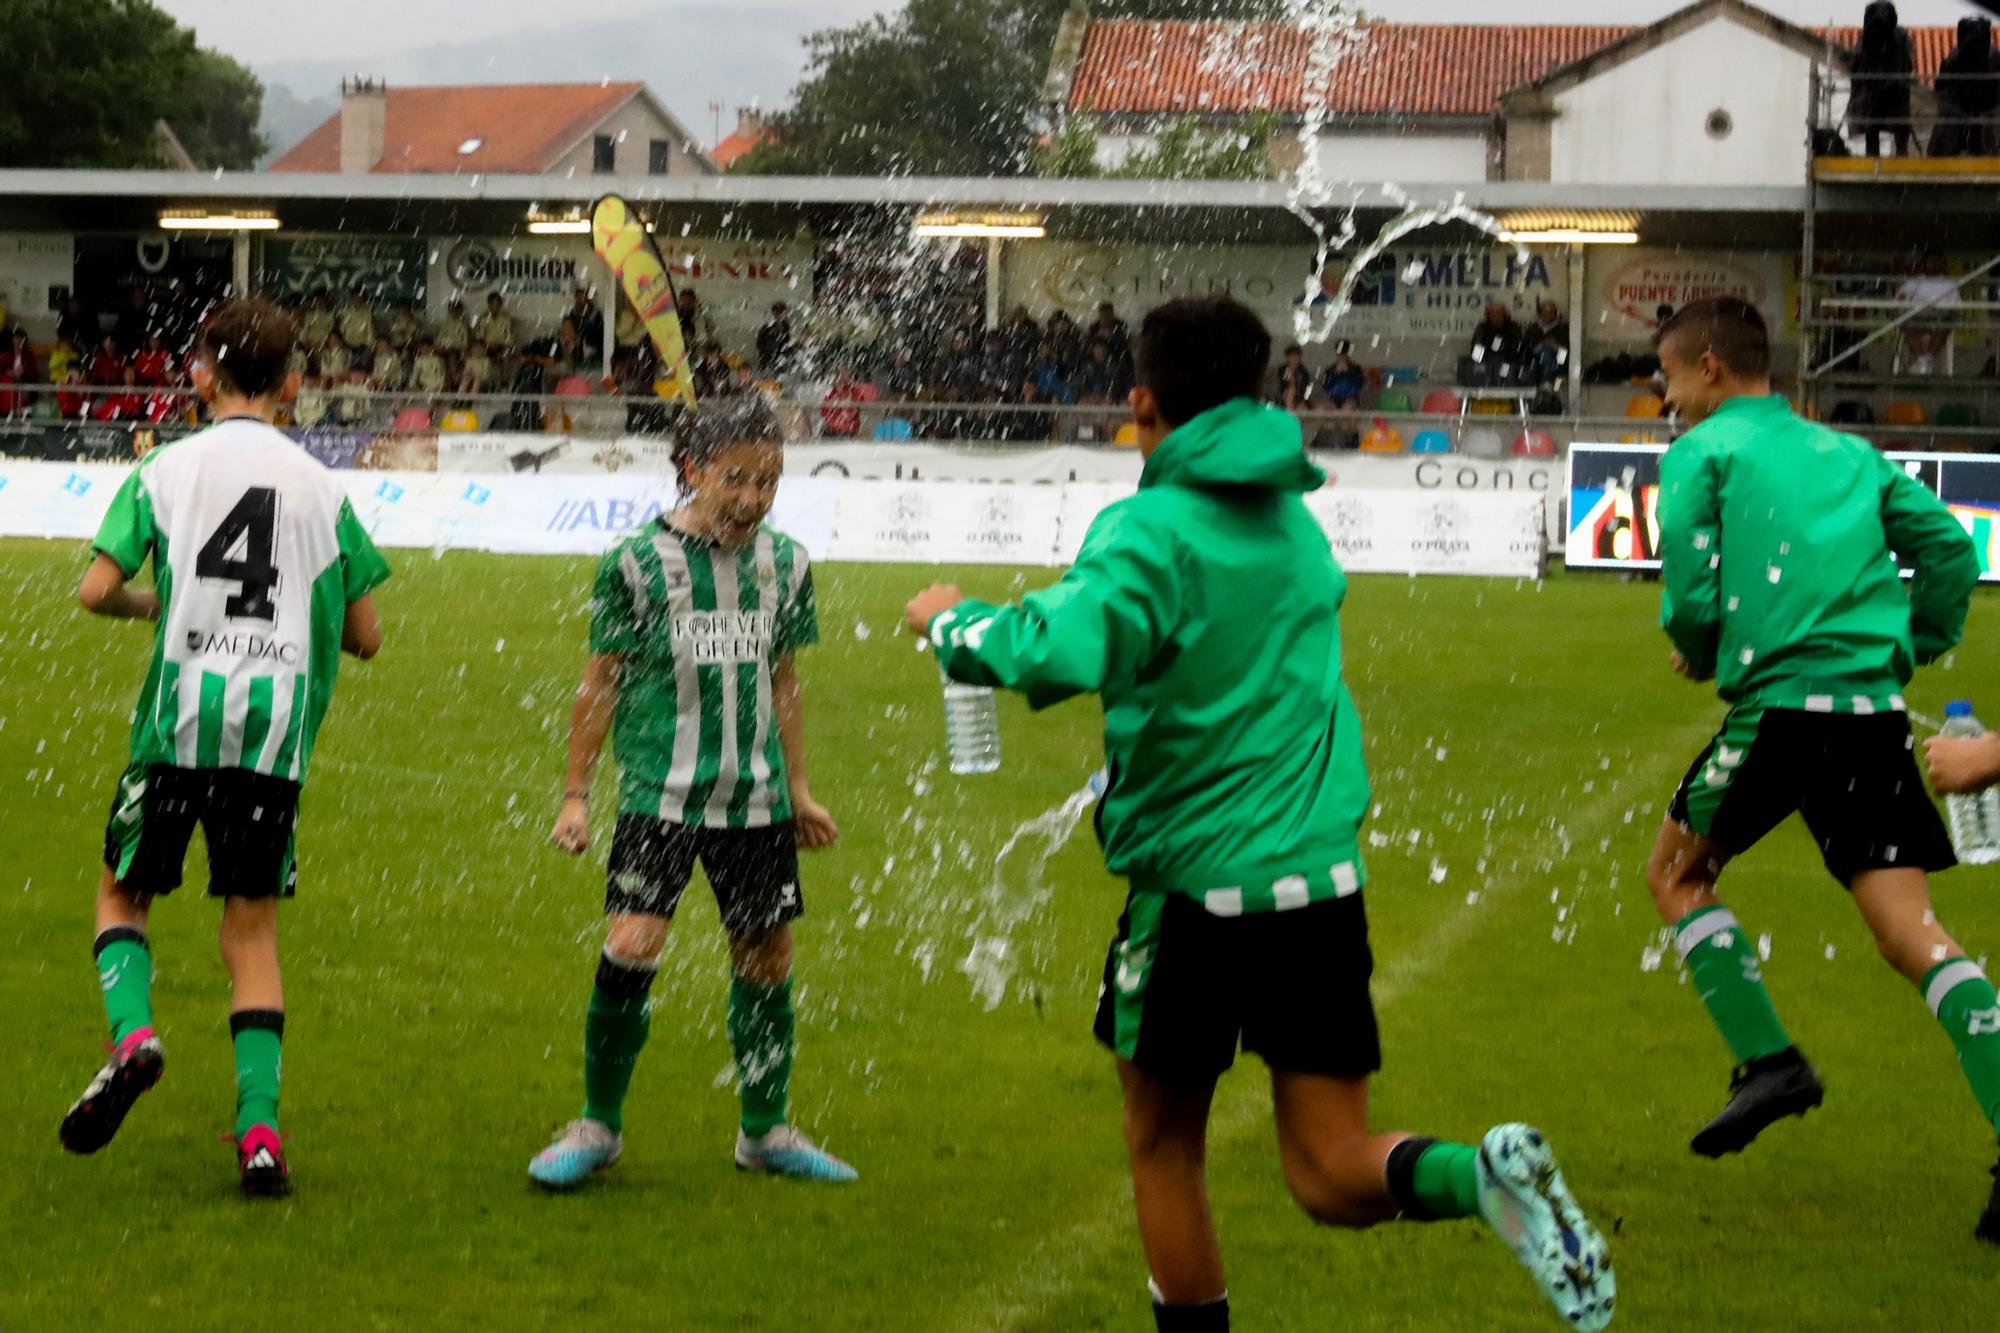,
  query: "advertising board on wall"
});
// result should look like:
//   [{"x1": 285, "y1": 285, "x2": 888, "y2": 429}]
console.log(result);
[
  {"x1": 260, "y1": 236, "x2": 429, "y2": 305},
  {"x1": 1567, "y1": 443, "x2": 2000, "y2": 582},
  {"x1": 1585, "y1": 248, "x2": 1792, "y2": 345}
]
